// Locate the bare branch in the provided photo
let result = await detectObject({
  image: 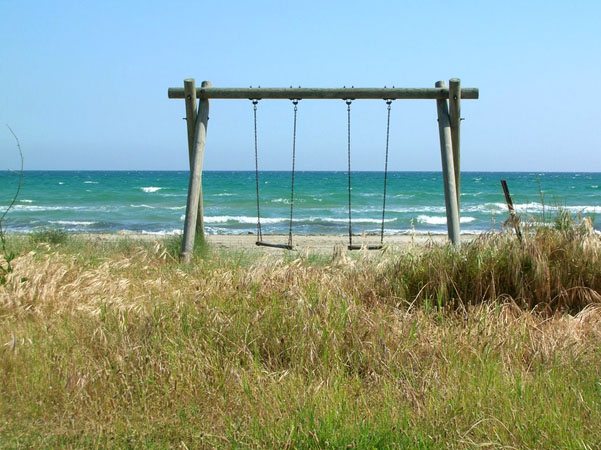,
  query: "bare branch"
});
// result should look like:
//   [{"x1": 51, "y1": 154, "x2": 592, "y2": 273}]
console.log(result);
[{"x1": 0, "y1": 125, "x2": 24, "y2": 223}]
